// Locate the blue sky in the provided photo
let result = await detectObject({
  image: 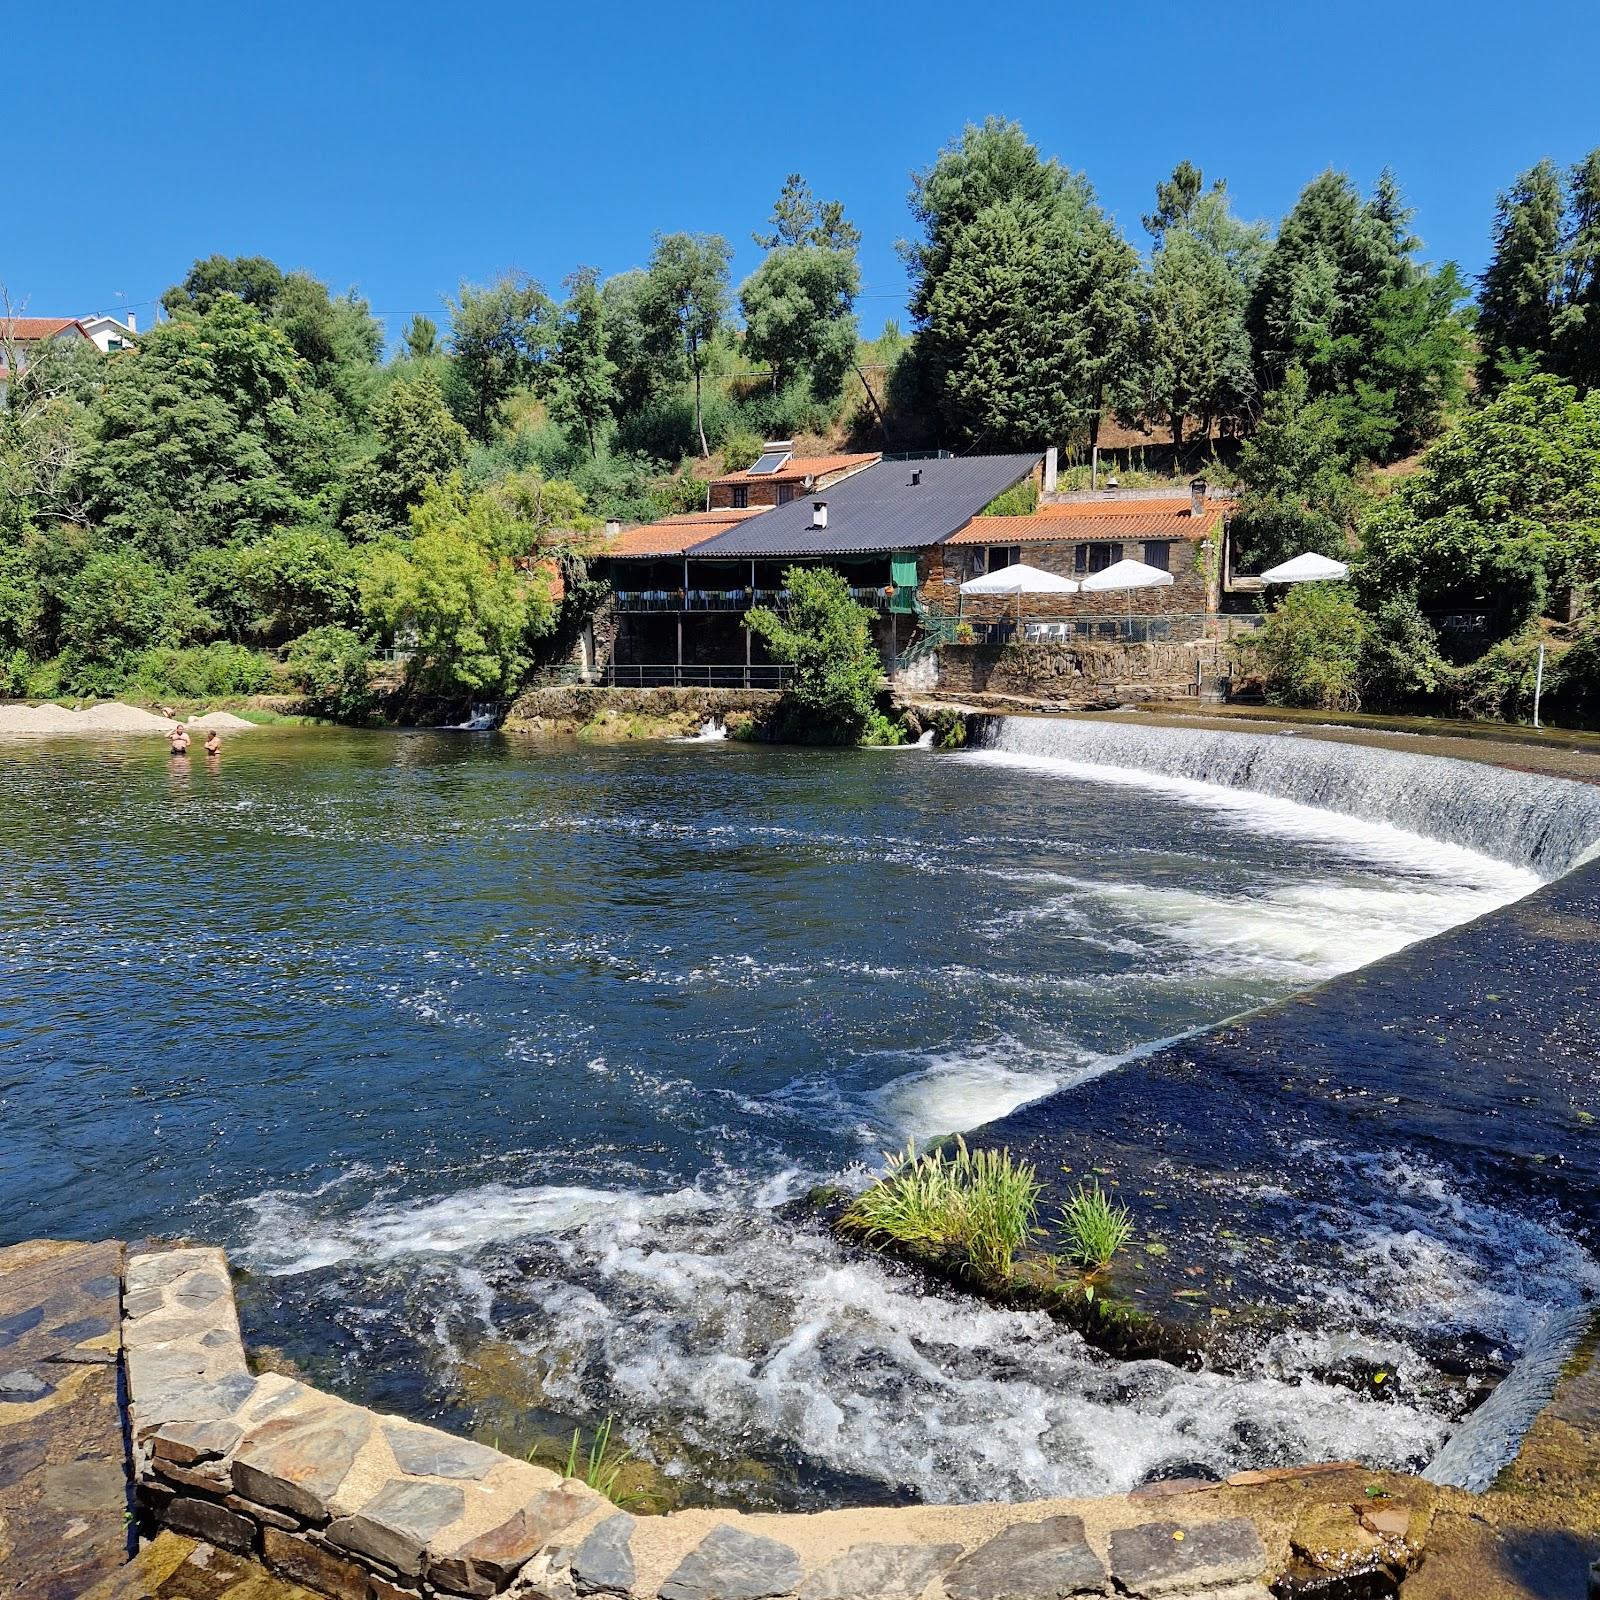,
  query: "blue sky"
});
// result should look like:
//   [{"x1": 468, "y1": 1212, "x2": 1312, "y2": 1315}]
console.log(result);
[{"x1": 14, "y1": 0, "x2": 1600, "y2": 352}]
